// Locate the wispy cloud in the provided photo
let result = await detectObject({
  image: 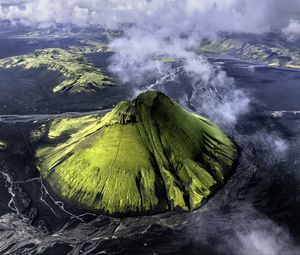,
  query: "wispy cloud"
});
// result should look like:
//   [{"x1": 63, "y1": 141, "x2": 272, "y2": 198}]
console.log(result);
[
  {"x1": 282, "y1": 18, "x2": 300, "y2": 40},
  {"x1": 189, "y1": 204, "x2": 298, "y2": 255},
  {"x1": 0, "y1": 0, "x2": 300, "y2": 34}
]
